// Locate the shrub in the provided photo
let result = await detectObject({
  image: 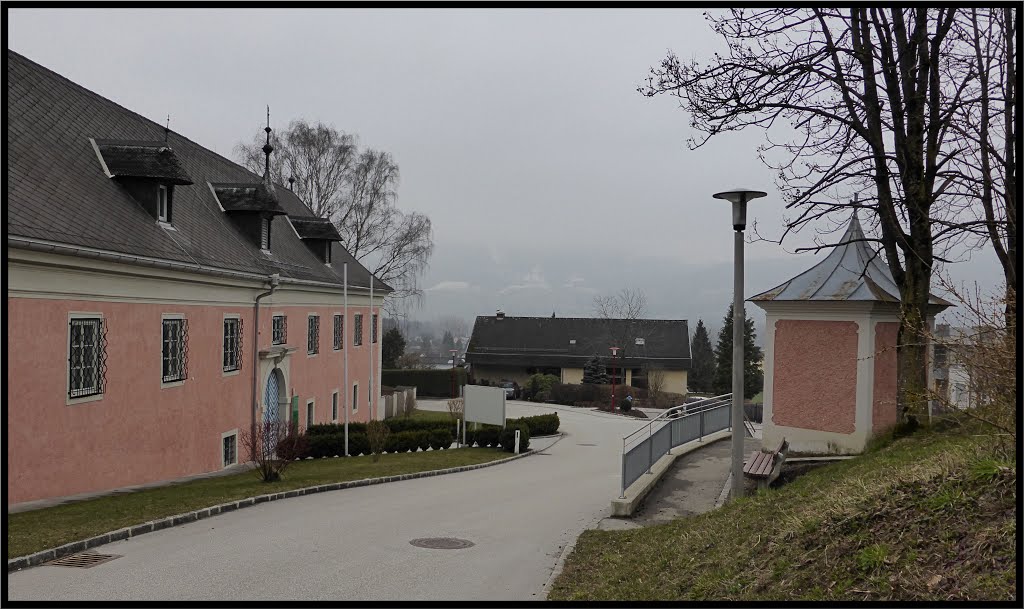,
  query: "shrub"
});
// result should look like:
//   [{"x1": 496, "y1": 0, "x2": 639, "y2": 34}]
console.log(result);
[
  {"x1": 429, "y1": 429, "x2": 454, "y2": 450},
  {"x1": 367, "y1": 421, "x2": 391, "y2": 462},
  {"x1": 499, "y1": 422, "x2": 530, "y2": 453},
  {"x1": 307, "y1": 422, "x2": 368, "y2": 436},
  {"x1": 307, "y1": 433, "x2": 345, "y2": 458},
  {"x1": 507, "y1": 413, "x2": 560, "y2": 436},
  {"x1": 380, "y1": 369, "x2": 467, "y2": 397},
  {"x1": 347, "y1": 432, "x2": 369, "y2": 456},
  {"x1": 274, "y1": 428, "x2": 310, "y2": 461},
  {"x1": 473, "y1": 425, "x2": 502, "y2": 447}
]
